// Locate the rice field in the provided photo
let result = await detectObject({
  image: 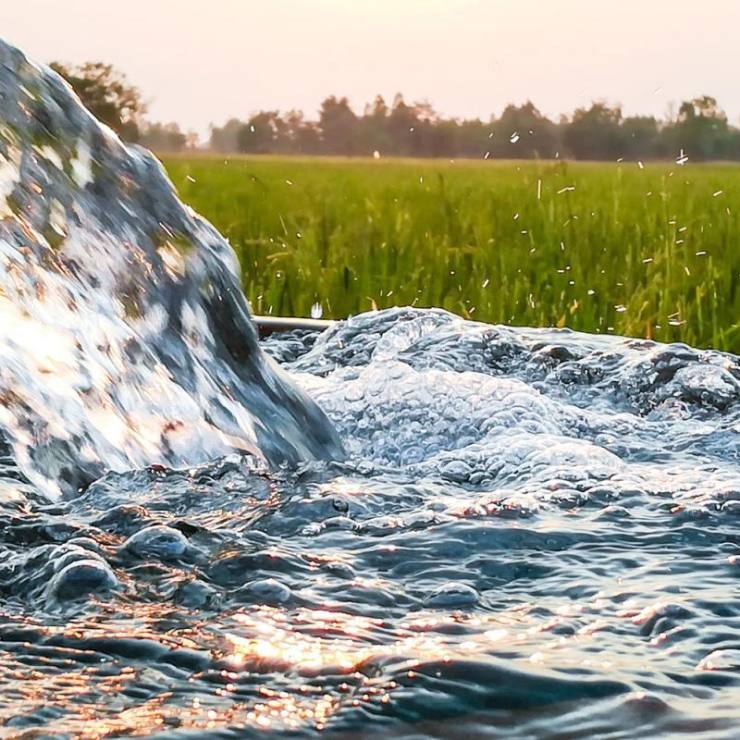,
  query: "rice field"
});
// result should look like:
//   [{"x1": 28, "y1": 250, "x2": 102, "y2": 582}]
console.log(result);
[{"x1": 163, "y1": 155, "x2": 740, "y2": 351}]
